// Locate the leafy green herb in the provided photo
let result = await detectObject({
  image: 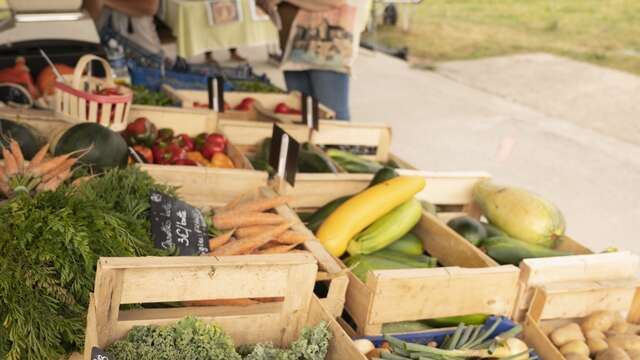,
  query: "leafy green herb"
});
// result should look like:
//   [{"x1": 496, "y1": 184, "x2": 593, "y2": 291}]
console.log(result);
[
  {"x1": 131, "y1": 85, "x2": 175, "y2": 106},
  {"x1": 239, "y1": 321, "x2": 331, "y2": 360},
  {"x1": 0, "y1": 167, "x2": 175, "y2": 359}
]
